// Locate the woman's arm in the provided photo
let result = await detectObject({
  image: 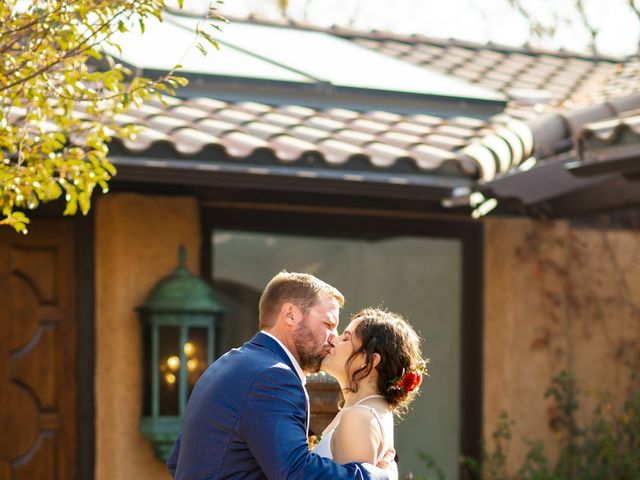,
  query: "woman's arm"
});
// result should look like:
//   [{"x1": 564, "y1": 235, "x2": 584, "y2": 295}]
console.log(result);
[{"x1": 331, "y1": 407, "x2": 384, "y2": 465}]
